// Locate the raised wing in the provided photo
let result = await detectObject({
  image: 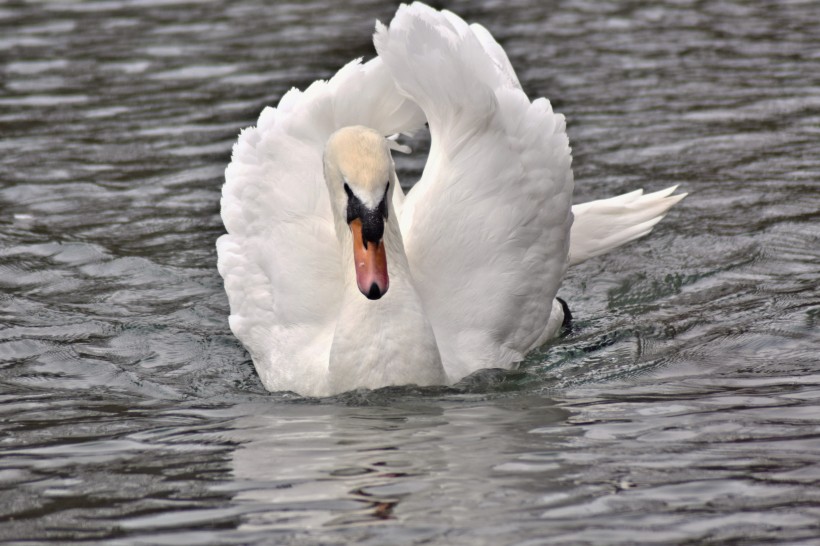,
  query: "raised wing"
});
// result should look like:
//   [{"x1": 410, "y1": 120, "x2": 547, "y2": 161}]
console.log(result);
[
  {"x1": 217, "y1": 58, "x2": 425, "y2": 394},
  {"x1": 375, "y1": 3, "x2": 574, "y2": 380}
]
